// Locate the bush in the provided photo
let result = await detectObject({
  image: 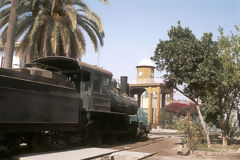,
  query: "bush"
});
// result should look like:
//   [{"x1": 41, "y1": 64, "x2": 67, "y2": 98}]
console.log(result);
[
  {"x1": 175, "y1": 115, "x2": 205, "y2": 150},
  {"x1": 159, "y1": 109, "x2": 177, "y2": 129}
]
